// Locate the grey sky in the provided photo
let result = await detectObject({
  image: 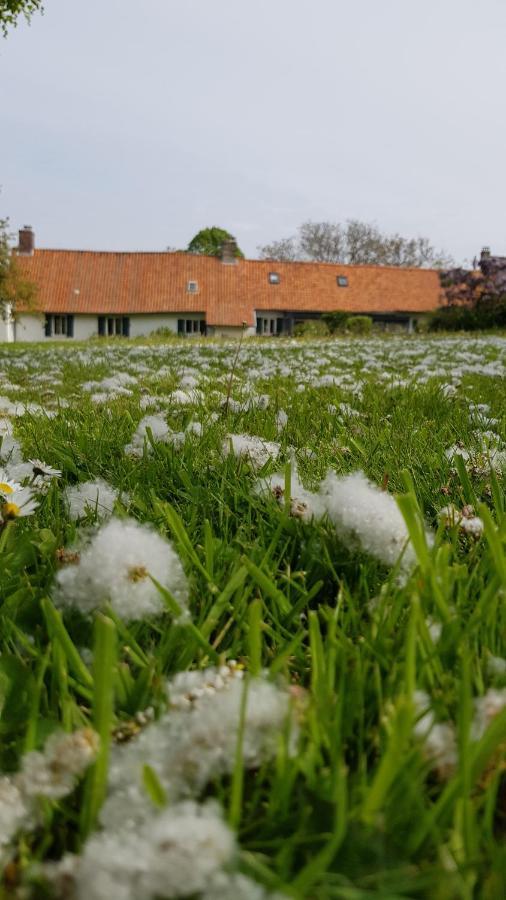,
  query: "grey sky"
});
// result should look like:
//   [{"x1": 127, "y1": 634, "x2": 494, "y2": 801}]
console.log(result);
[{"x1": 1, "y1": 0, "x2": 506, "y2": 263}]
